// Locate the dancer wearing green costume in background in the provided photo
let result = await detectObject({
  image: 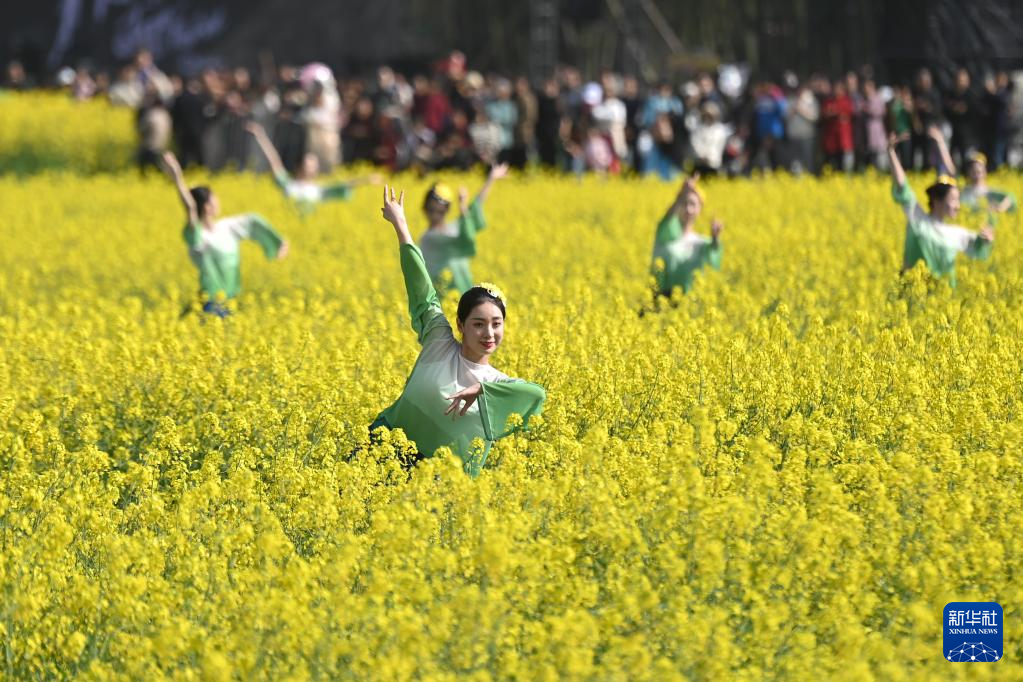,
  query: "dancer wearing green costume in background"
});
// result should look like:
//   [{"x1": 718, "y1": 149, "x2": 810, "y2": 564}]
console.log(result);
[
  {"x1": 372, "y1": 185, "x2": 546, "y2": 477},
  {"x1": 419, "y1": 163, "x2": 508, "y2": 295},
  {"x1": 887, "y1": 131, "x2": 994, "y2": 289},
  {"x1": 650, "y1": 173, "x2": 723, "y2": 297},
  {"x1": 959, "y1": 152, "x2": 1017, "y2": 216},
  {"x1": 161, "y1": 151, "x2": 289, "y2": 316},
  {"x1": 246, "y1": 122, "x2": 380, "y2": 216}
]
